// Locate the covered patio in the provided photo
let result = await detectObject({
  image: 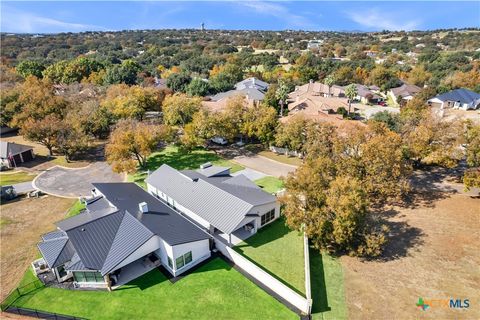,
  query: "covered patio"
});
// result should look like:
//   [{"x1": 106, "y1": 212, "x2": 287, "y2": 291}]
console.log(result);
[
  {"x1": 215, "y1": 219, "x2": 256, "y2": 246},
  {"x1": 111, "y1": 254, "x2": 161, "y2": 289}
]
